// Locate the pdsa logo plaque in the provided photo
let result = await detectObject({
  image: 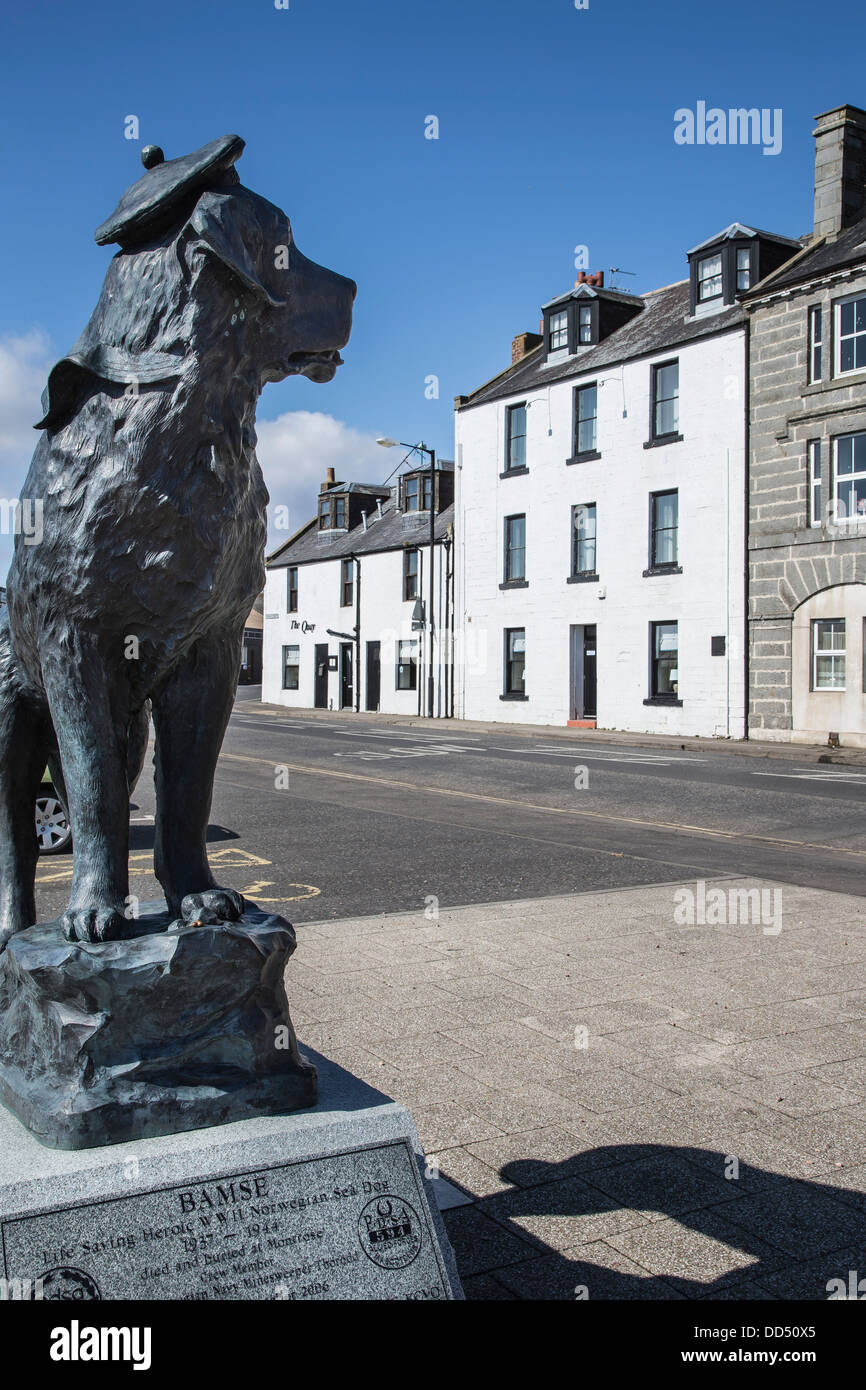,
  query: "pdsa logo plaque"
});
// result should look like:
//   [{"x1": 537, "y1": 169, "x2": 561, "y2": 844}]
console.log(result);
[{"x1": 358, "y1": 1196, "x2": 422, "y2": 1270}]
